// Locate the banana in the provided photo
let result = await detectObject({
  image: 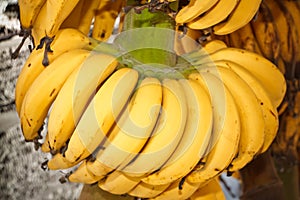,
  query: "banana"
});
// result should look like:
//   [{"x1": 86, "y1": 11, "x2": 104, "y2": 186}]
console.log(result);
[
  {"x1": 249, "y1": 2, "x2": 280, "y2": 62},
  {"x1": 20, "y1": 49, "x2": 91, "y2": 141},
  {"x1": 142, "y1": 79, "x2": 213, "y2": 185},
  {"x1": 98, "y1": 170, "x2": 141, "y2": 195},
  {"x1": 31, "y1": 0, "x2": 81, "y2": 44},
  {"x1": 175, "y1": 0, "x2": 219, "y2": 24},
  {"x1": 68, "y1": 160, "x2": 102, "y2": 184},
  {"x1": 200, "y1": 66, "x2": 265, "y2": 172},
  {"x1": 121, "y1": 79, "x2": 188, "y2": 177},
  {"x1": 59, "y1": 0, "x2": 85, "y2": 30},
  {"x1": 63, "y1": 68, "x2": 139, "y2": 163},
  {"x1": 149, "y1": 179, "x2": 202, "y2": 200},
  {"x1": 187, "y1": 0, "x2": 239, "y2": 30},
  {"x1": 263, "y1": 0, "x2": 293, "y2": 64},
  {"x1": 208, "y1": 48, "x2": 286, "y2": 108},
  {"x1": 189, "y1": 177, "x2": 226, "y2": 200},
  {"x1": 227, "y1": 22, "x2": 263, "y2": 55},
  {"x1": 202, "y1": 40, "x2": 227, "y2": 54},
  {"x1": 128, "y1": 182, "x2": 170, "y2": 198},
  {"x1": 85, "y1": 77, "x2": 162, "y2": 177},
  {"x1": 18, "y1": 0, "x2": 46, "y2": 29},
  {"x1": 186, "y1": 72, "x2": 240, "y2": 183},
  {"x1": 213, "y1": 0, "x2": 262, "y2": 35},
  {"x1": 92, "y1": 0, "x2": 124, "y2": 41},
  {"x1": 214, "y1": 60, "x2": 279, "y2": 153},
  {"x1": 47, "y1": 53, "x2": 118, "y2": 153},
  {"x1": 47, "y1": 153, "x2": 82, "y2": 170},
  {"x1": 41, "y1": 133, "x2": 50, "y2": 153},
  {"x1": 15, "y1": 28, "x2": 98, "y2": 115}
]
